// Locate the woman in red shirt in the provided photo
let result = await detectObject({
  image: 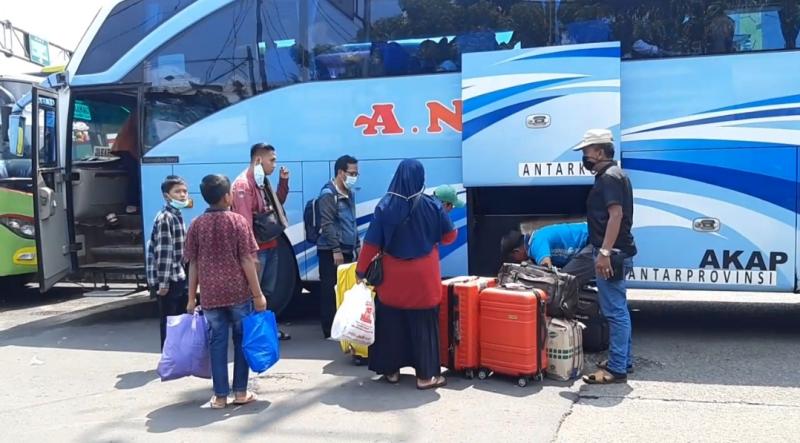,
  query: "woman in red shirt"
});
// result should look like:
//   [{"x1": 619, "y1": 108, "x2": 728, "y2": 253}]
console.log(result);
[{"x1": 356, "y1": 159, "x2": 457, "y2": 390}]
